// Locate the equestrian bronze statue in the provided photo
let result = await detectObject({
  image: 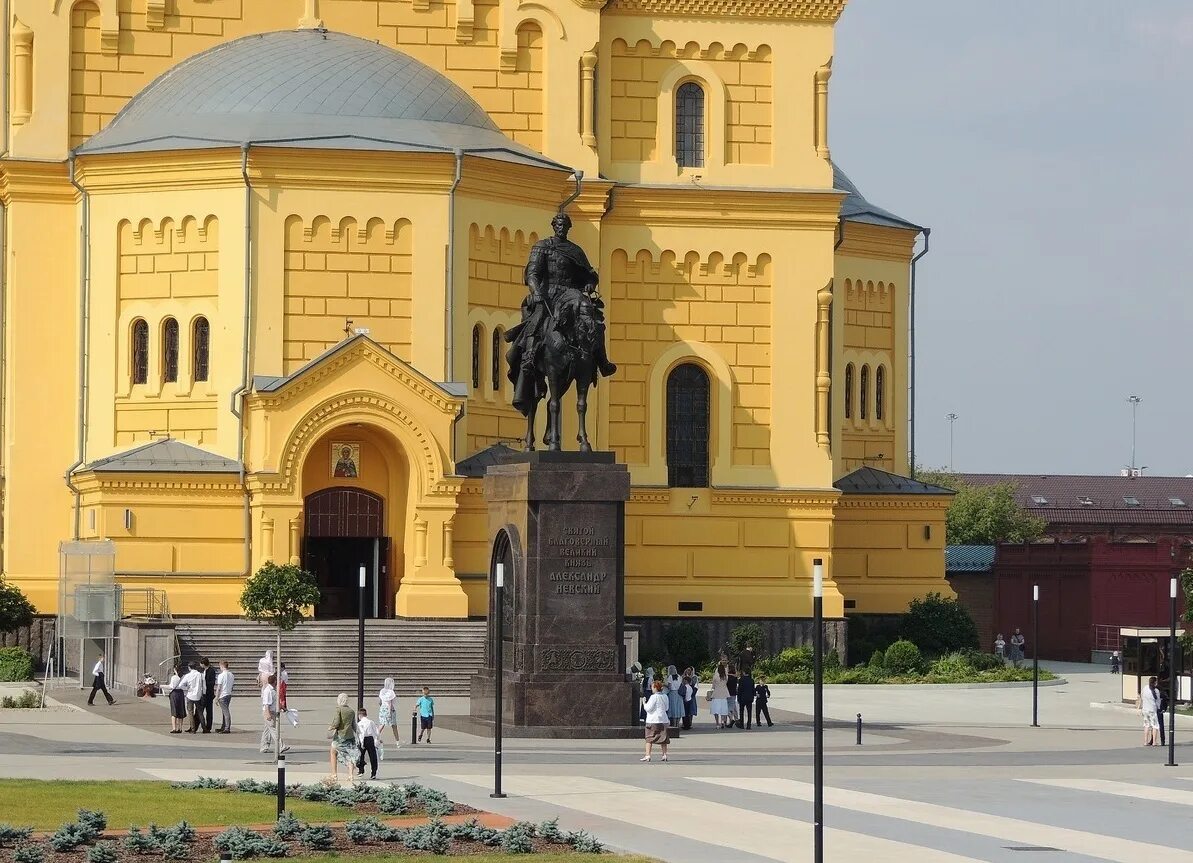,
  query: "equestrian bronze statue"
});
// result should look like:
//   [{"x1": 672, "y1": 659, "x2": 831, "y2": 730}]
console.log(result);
[{"x1": 505, "y1": 213, "x2": 616, "y2": 451}]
